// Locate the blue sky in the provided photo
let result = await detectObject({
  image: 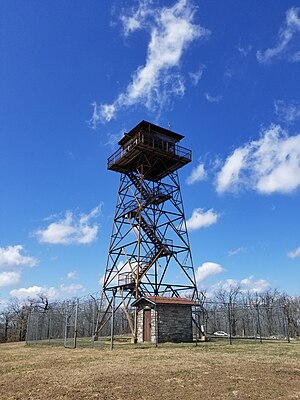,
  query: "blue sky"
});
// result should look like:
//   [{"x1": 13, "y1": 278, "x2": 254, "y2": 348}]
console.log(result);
[{"x1": 1, "y1": 0, "x2": 300, "y2": 305}]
